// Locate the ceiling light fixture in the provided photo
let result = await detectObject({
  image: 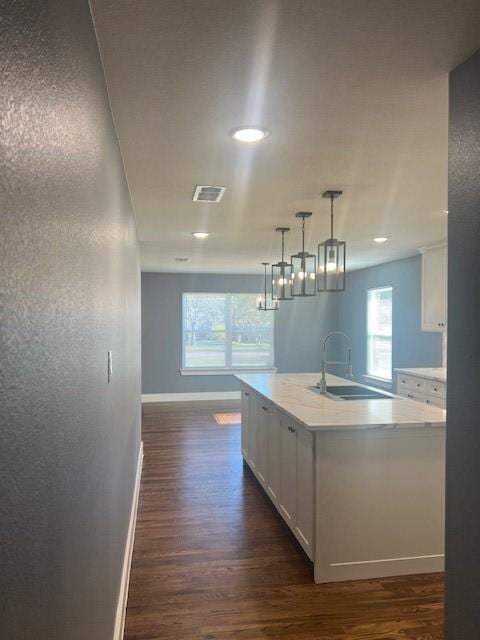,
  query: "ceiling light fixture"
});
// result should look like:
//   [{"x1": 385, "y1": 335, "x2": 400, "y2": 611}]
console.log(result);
[
  {"x1": 257, "y1": 263, "x2": 279, "y2": 311},
  {"x1": 192, "y1": 232, "x2": 209, "y2": 239},
  {"x1": 272, "y1": 227, "x2": 293, "y2": 301},
  {"x1": 230, "y1": 126, "x2": 270, "y2": 143},
  {"x1": 373, "y1": 237, "x2": 388, "y2": 243},
  {"x1": 291, "y1": 212, "x2": 316, "y2": 297},
  {"x1": 318, "y1": 190, "x2": 346, "y2": 292}
]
